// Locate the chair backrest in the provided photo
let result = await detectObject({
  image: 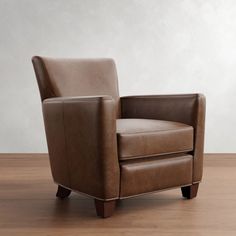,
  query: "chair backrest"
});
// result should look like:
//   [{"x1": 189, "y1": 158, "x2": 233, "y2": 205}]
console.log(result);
[{"x1": 32, "y1": 56, "x2": 120, "y2": 117}]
